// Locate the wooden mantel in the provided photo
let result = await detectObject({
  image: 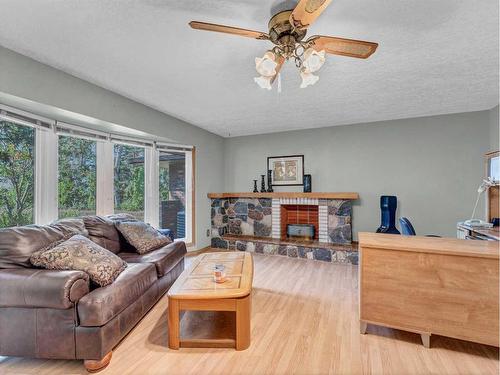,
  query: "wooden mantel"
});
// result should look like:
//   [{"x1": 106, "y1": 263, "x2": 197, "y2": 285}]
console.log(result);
[{"x1": 207, "y1": 192, "x2": 359, "y2": 200}]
